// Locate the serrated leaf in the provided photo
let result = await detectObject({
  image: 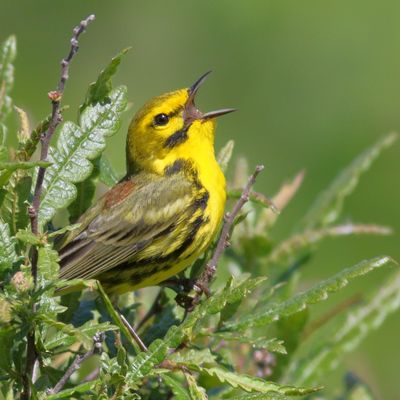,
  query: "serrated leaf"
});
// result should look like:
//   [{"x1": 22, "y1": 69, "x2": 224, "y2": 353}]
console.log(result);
[
  {"x1": 186, "y1": 373, "x2": 208, "y2": 399},
  {"x1": 163, "y1": 375, "x2": 191, "y2": 400},
  {"x1": 38, "y1": 86, "x2": 127, "y2": 227},
  {"x1": 0, "y1": 122, "x2": 7, "y2": 148},
  {"x1": 207, "y1": 276, "x2": 266, "y2": 315},
  {"x1": 38, "y1": 245, "x2": 59, "y2": 281},
  {"x1": 286, "y1": 273, "x2": 400, "y2": 386},
  {"x1": 218, "y1": 140, "x2": 235, "y2": 172},
  {"x1": 229, "y1": 394, "x2": 288, "y2": 400},
  {"x1": 197, "y1": 367, "x2": 319, "y2": 395},
  {"x1": 15, "y1": 229, "x2": 41, "y2": 245},
  {"x1": 169, "y1": 348, "x2": 217, "y2": 366},
  {"x1": 300, "y1": 133, "x2": 398, "y2": 230},
  {"x1": 48, "y1": 223, "x2": 81, "y2": 238},
  {"x1": 0, "y1": 175, "x2": 31, "y2": 235},
  {"x1": 0, "y1": 220, "x2": 17, "y2": 274},
  {"x1": 14, "y1": 105, "x2": 30, "y2": 145},
  {"x1": 0, "y1": 36, "x2": 16, "y2": 92},
  {"x1": 42, "y1": 318, "x2": 115, "y2": 351},
  {"x1": 206, "y1": 333, "x2": 286, "y2": 355},
  {"x1": 45, "y1": 380, "x2": 99, "y2": 399},
  {"x1": 223, "y1": 256, "x2": 396, "y2": 331},
  {"x1": 80, "y1": 48, "x2": 130, "y2": 113},
  {"x1": 0, "y1": 35, "x2": 16, "y2": 122},
  {"x1": 16, "y1": 107, "x2": 69, "y2": 162},
  {"x1": 128, "y1": 277, "x2": 266, "y2": 383},
  {"x1": 266, "y1": 224, "x2": 392, "y2": 269}
]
